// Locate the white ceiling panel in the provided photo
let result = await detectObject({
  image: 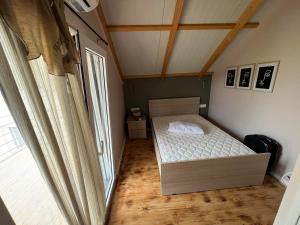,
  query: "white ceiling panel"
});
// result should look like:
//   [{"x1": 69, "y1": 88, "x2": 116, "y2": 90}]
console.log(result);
[
  {"x1": 101, "y1": 0, "x2": 177, "y2": 25},
  {"x1": 167, "y1": 30, "x2": 228, "y2": 73},
  {"x1": 180, "y1": 0, "x2": 251, "y2": 24},
  {"x1": 111, "y1": 32, "x2": 169, "y2": 76}
]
